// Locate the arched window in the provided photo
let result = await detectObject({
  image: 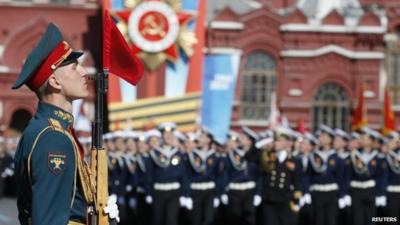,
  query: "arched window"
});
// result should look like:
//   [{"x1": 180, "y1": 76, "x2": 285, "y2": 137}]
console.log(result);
[
  {"x1": 386, "y1": 25, "x2": 400, "y2": 105},
  {"x1": 240, "y1": 52, "x2": 277, "y2": 120},
  {"x1": 312, "y1": 83, "x2": 350, "y2": 131}
]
